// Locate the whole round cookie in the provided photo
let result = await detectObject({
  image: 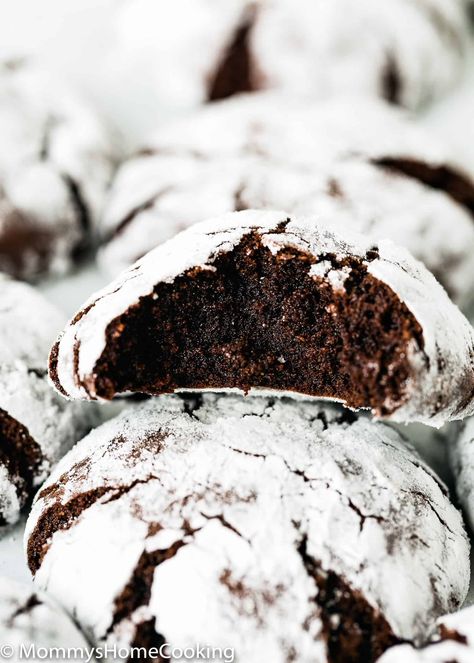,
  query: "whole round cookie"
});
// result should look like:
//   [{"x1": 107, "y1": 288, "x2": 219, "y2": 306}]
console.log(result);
[
  {"x1": 0, "y1": 577, "x2": 88, "y2": 659},
  {"x1": 116, "y1": 0, "x2": 470, "y2": 111},
  {"x1": 377, "y1": 606, "x2": 474, "y2": 662},
  {"x1": 0, "y1": 277, "x2": 93, "y2": 528},
  {"x1": 0, "y1": 58, "x2": 114, "y2": 280},
  {"x1": 99, "y1": 96, "x2": 474, "y2": 306},
  {"x1": 55, "y1": 210, "x2": 474, "y2": 426},
  {"x1": 26, "y1": 395, "x2": 470, "y2": 663}
]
